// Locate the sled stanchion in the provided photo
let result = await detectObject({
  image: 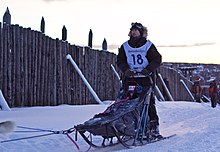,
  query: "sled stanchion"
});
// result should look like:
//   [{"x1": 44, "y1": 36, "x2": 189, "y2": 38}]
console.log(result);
[
  {"x1": 66, "y1": 54, "x2": 103, "y2": 104},
  {"x1": 140, "y1": 103, "x2": 148, "y2": 143},
  {"x1": 141, "y1": 90, "x2": 151, "y2": 142},
  {"x1": 133, "y1": 87, "x2": 152, "y2": 145},
  {"x1": 133, "y1": 101, "x2": 147, "y2": 145},
  {"x1": 112, "y1": 125, "x2": 131, "y2": 148},
  {"x1": 85, "y1": 133, "x2": 92, "y2": 152},
  {"x1": 78, "y1": 131, "x2": 99, "y2": 148},
  {"x1": 75, "y1": 129, "x2": 78, "y2": 141}
]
